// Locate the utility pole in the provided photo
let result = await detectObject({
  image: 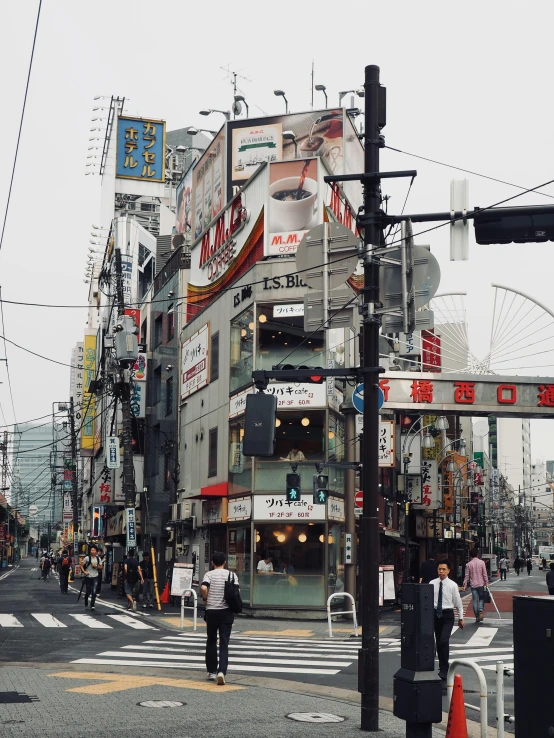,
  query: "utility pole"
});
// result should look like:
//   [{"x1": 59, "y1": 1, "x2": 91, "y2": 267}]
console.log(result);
[
  {"x1": 359, "y1": 64, "x2": 384, "y2": 732},
  {"x1": 69, "y1": 398, "x2": 79, "y2": 556}
]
